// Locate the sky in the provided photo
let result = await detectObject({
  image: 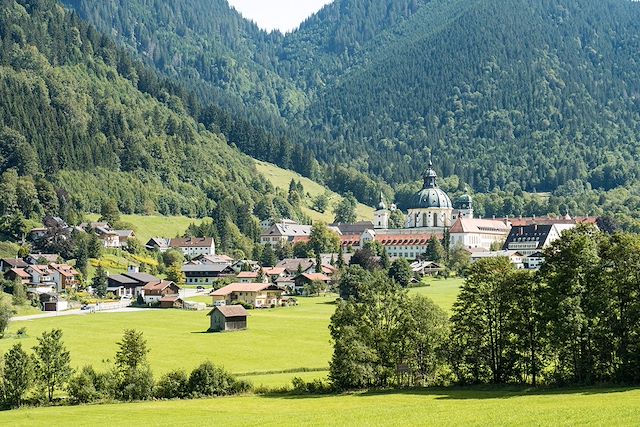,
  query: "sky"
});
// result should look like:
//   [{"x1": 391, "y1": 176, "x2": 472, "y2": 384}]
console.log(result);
[{"x1": 227, "y1": 0, "x2": 333, "y2": 33}]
